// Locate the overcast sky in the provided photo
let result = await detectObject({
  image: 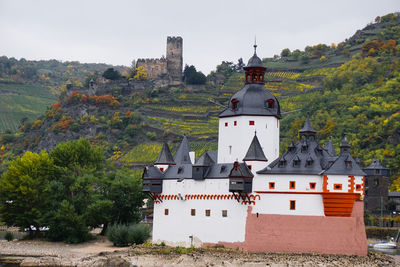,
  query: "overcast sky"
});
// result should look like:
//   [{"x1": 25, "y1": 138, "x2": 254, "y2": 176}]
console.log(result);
[{"x1": 1, "y1": 0, "x2": 399, "y2": 74}]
